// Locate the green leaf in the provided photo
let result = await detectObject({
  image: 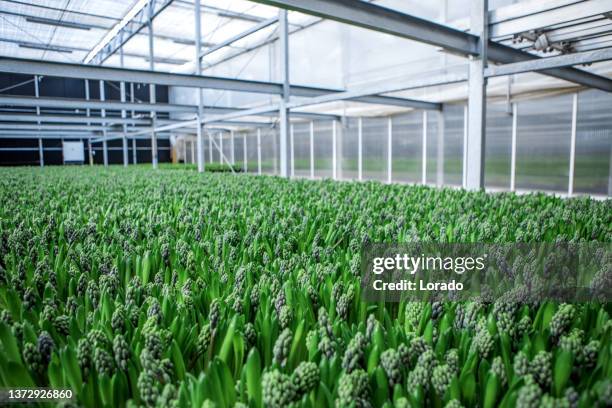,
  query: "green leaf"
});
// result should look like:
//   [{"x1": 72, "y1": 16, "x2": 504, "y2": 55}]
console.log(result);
[
  {"x1": 483, "y1": 374, "x2": 501, "y2": 408},
  {"x1": 553, "y1": 350, "x2": 573, "y2": 397},
  {"x1": 171, "y1": 340, "x2": 187, "y2": 381},
  {"x1": 245, "y1": 349, "x2": 262, "y2": 408},
  {"x1": 0, "y1": 322, "x2": 21, "y2": 364}
]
